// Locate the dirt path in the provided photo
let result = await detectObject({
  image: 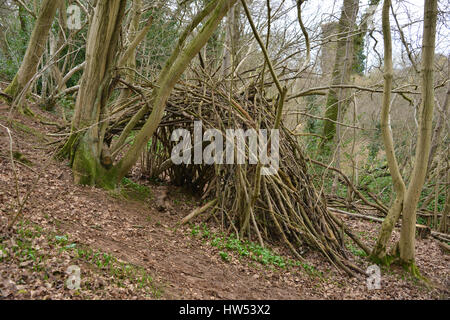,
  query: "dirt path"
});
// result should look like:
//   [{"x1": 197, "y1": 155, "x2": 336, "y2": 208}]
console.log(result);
[
  {"x1": 0, "y1": 106, "x2": 448, "y2": 300},
  {"x1": 40, "y1": 183, "x2": 312, "y2": 299}
]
